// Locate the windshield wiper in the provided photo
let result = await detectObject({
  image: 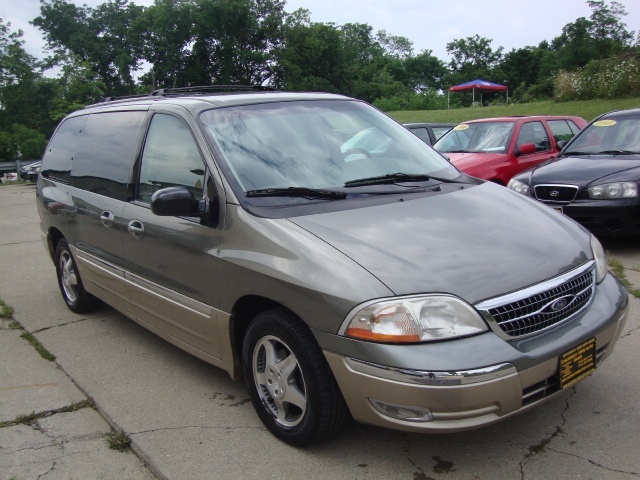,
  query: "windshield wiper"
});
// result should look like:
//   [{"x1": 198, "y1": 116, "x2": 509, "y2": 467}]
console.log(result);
[
  {"x1": 245, "y1": 187, "x2": 347, "y2": 199},
  {"x1": 564, "y1": 150, "x2": 639, "y2": 156},
  {"x1": 344, "y1": 172, "x2": 460, "y2": 188},
  {"x1": 596, "y1": 149, "x2": 639, "y2": 155}
]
